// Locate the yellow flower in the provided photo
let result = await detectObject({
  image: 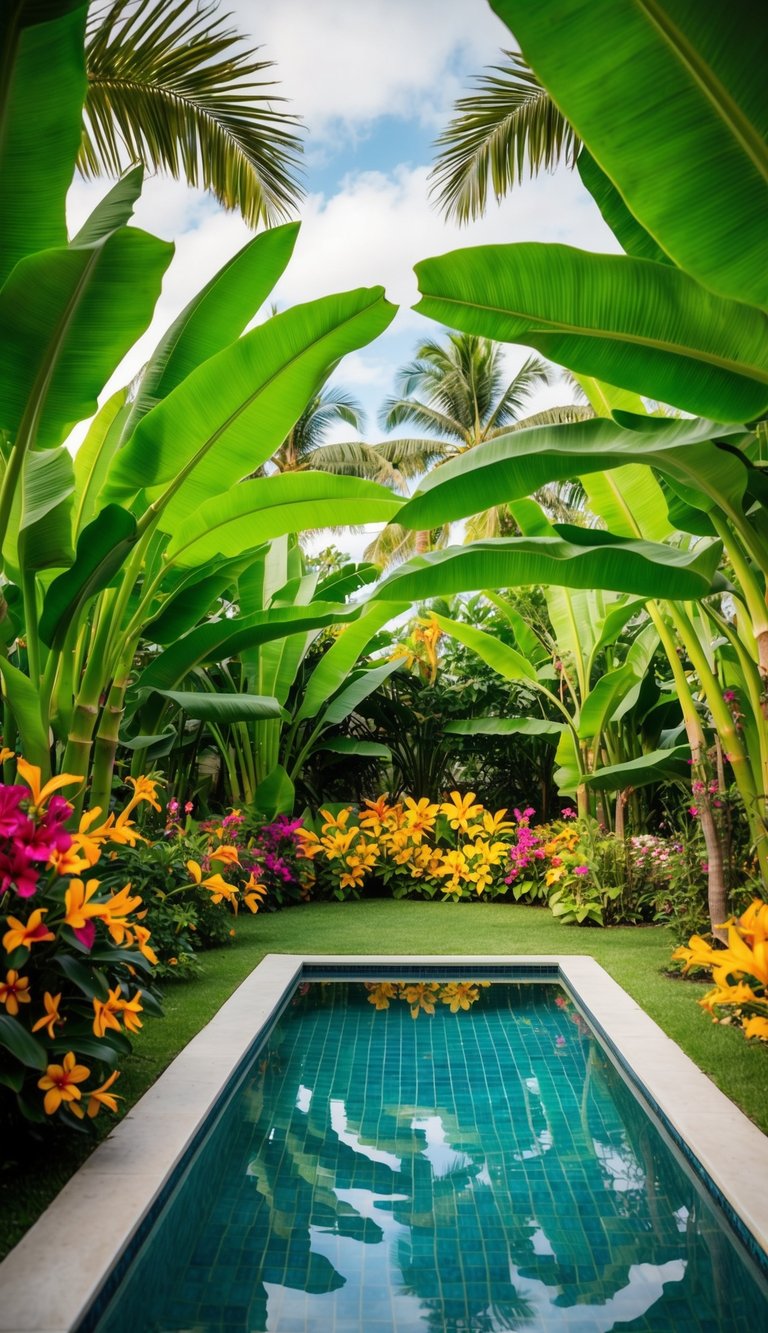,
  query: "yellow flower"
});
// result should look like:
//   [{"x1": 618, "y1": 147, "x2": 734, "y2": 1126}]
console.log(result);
[
  {"x1": 0, "y1": 969, "x2": 31, "y2": 1016},
  {"x1": 320, "y1": 807, "x2": 352, "y2": 833},
  {"x1": 545, "y1": 865, "x2": 566, "y2": 887},
  {"x1": 16, "y1": 758, "x2": 81, "y2": 814},
  {"x1": 403, "y1": 797, "x2": 439, "y2": 843},
  {"x1": 295, "y1": 828, "x2": 322, "y2": 859},
  {"x1": 359, "y1": 796, "x2": 392, "y2": 837},
  {"x1": 38, "y1": 1051, "x2": 90, "y2": 1115},
  {"x1": 92, "y1": 987, "x2": 124, "y2": 1038},
  {"x1": 125, "y1": 775, "x2": 162, "y2": 814},
  {"x1": 365, "y1": 982, "x2": 398, "y2": 1011},
  {"x1": 440, "y1": 790, "x2": 483, "y2": 833},
  {"x1": 209, "y1": 844, "x2": 240, "y2": 867},
  {"x1": 70, "y1": 807, "x2": 114, "y2": 867},
  {"x1": 243, "y1": 875, "x2": 267, "y2": 913},
  {"x1": 402, "y1": 982, "x2": 440, "y2": 1019},
  {"x1": 63, "y1": 878, "x2": 109, "y2": 932},
  {"x1": 320, "y1": 829, "x2": 357, "y2": 860},
  {"x1": 482, "y1": 808, "x2": 514, "y2": 836},
  {"x1": 77, "y1": 1070, "x2": 122, "y2": 1119},
  {"x1": 32, "y1": 991, "x2": 63, "y2": 1040},
  {"x1": 743, "y1": 1015, "x2": 768, "y2": 1041},
  {"x1": 440, "y1": 982, "x2": 480, "y2": 1013},
  {"x1": 132, "y1": 923, "x2": 158, "y2": 966},
  {"x1": 117, "y1": 990, "x2": 144, "y2": 1035},
  {"x1": 3, "y1": 909, "x2": 55, "y2": 953},
  {"x1": 101, "y1": 882, "x2": 144, "y2": 945}
]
